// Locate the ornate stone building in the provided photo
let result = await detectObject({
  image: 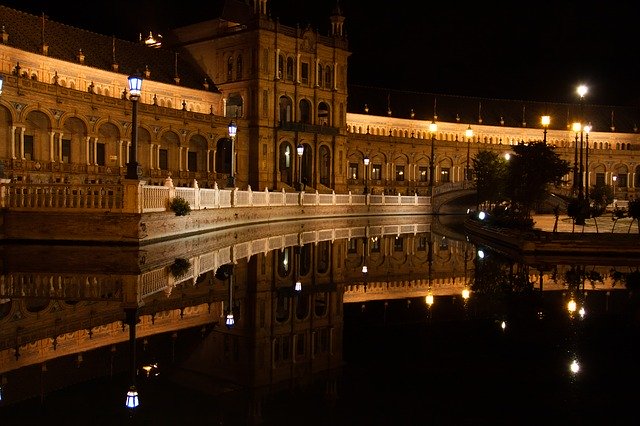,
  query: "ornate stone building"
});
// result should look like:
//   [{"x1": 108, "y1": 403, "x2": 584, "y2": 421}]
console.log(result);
[{"x1": 0, "y1": 1, "x2": 638, "y2": 198}]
